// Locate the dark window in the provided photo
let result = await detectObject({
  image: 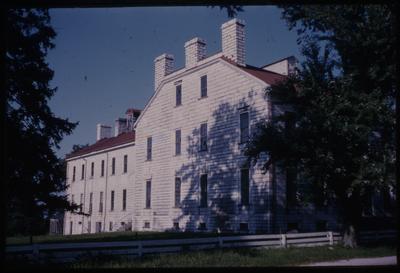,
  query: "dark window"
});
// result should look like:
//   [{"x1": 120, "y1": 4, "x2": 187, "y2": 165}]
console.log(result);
[
  {"x1": 146, "y1": 180, "x2": 151, "y2": 208},
  {"x1": 88, "y1": 221, "x2": 91, "y2": 233},
  {"x1": 200, "y1": 174, "x2": 207, "y2": 207},
  {"x1": 240, "y1": 112, "x2": 249, "y2": 143},
  {"x1": 99, "y1": 191, "x2": 103, "y2": 212},
  {"x1": 122, "y1": 189, "x2": 127, "y2": 211},
  {"x1": 111, "y1": 157, "x2": 115, "y2": 175},
  {"x1": 70, "y1": 221, "x2": 73, "y2": 235},
  {"x1": 286, "y1": 167, "x2": 297, "y2": 208},
  {"x1": 123, "y1": 155, "x2": 128, "y2": 173},
  {"x1": 287, "y1": 222, "x2": 298, "y2": 232},
  {"x1": 241, "y1": 169, "x2": 250, "y2": 206},
  {"x1": 110, "y1": 190, "x2": 114, "y2": 211},
  {"x1": 200, "y1": 123, "x2": 207, "y2": 151},
  {"x1": 91, "y1": 162, "x2": 94, "y2": 177},
  {"x1": 239, "y1": 223, "x2": 249, "y2": 232},
  {"x1": 144, "y1": 222, "x2": 150, "y2": 228},
  {"x1": 175, "y1": 129, "x2": 181, "y2": 156},
  {"x1": 316, "y1": 220, "x2": 327, "y2": 232},
  {"x1": 173, "y1": 222, "x2": 179, "y2": 230},
  {"x1": 101, "y1": 160, "x2": 105, "y2": 177},
  {"x1": 72, "y1": 166, "x2": 76, "y2": 182},
  {"x1": 89, "y1": 192, "x2": 93, "y2": 214},
  {"x1": 71, "y1": 194, "x2": 74, "y2": 204},
  {"x1": 200, "y1": 75, "x2": 207, "y2": 98},
  {"x1": 175, "y1": 177, "x2": 181, "y2": 207},
  {"x1": 80, "y1": 193, "x2": 83, "y2": 212},
  {"x1": 109, "y1": 222, "x2": 113, "y2": 231},
  {"x1": 147, "y1": 137, "x2": 152, "y2": 161},
  {"x1": 198, "y1": 222, "x2": 206, "y2": 230},
  {"x1": 176, "y1": 84, "x2": 182, "y2": 106},
  {"x1": 81, "y1": 164, "x2": 85, "y2": 180},
  {"x1": 96, "y1": 222, "x2": 102, "y2": 233}
]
